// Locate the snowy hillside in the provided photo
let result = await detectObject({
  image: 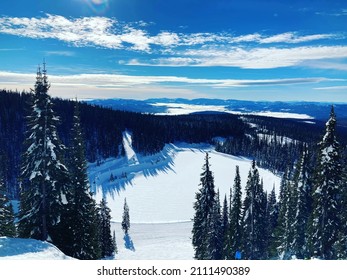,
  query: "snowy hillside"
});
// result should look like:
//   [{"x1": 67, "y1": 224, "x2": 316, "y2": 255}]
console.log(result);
[
  {"x1": 88, "y1": 131, "x2": 281, "y2": 259},
  {"x1": 1, "y1": 133, "x2": 281, "y2": 260},
  {"x1": 0, "y1": 237, "x2": 73, "y2": 260}
]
